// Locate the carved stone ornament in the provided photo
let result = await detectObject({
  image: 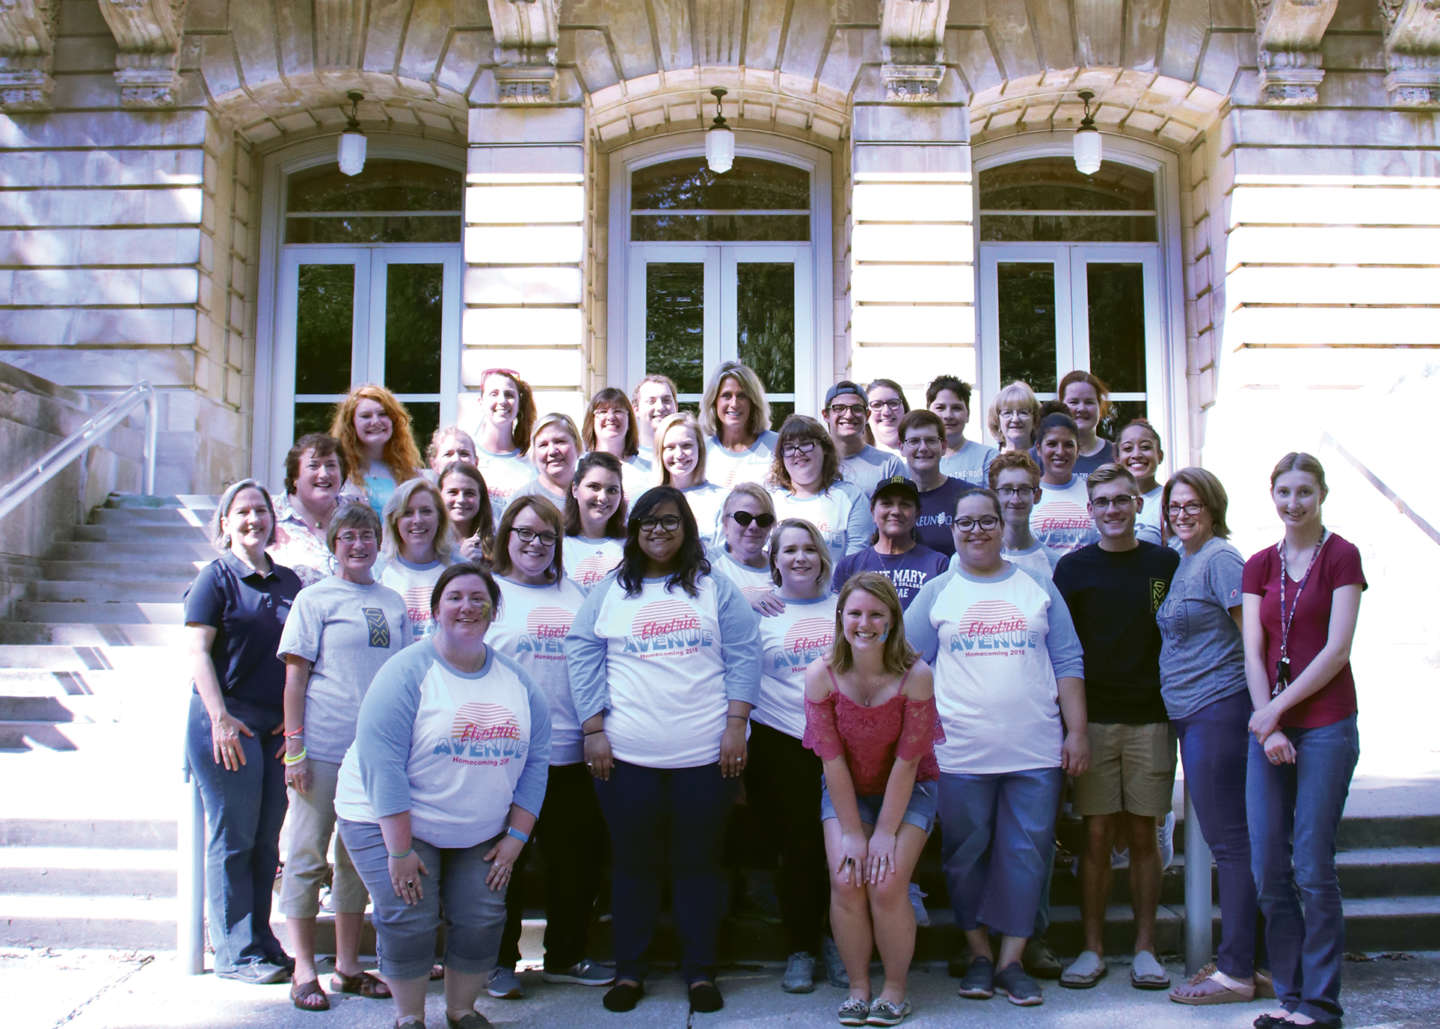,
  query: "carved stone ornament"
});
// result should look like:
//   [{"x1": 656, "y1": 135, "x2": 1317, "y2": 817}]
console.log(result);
[
  {"x1": 487, "y1": 0, "x2": 559, "y2": 103},
  {"x1": 97, "y1": 0, "x2": 189, "y2": 108},
  {"x1": 879, "y1": 0, "x2": 951, "y2": 101},
  {"x1": 1251, "y1": 0, "x2": 1339, "y2": 105},
  {"x1": 0, "y1": 0, "x2": 59, "y2": 111},
  {"x1": 1377, "y1": 0, "x2": 1440, "y2": 107}
]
